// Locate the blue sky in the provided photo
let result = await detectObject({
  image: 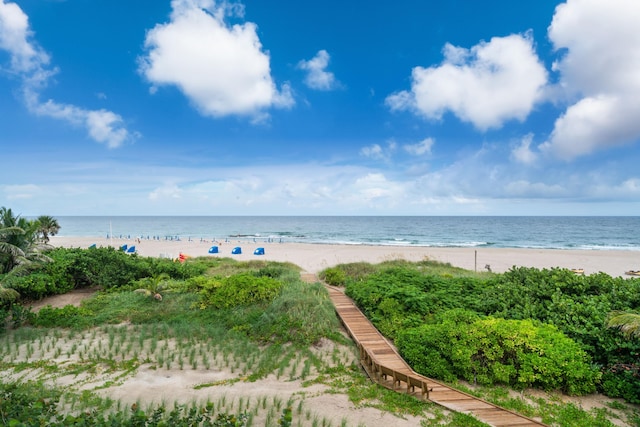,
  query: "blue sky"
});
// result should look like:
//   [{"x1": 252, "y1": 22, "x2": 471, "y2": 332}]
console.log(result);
[{"x1": 1, "y1": 0, "x2": 639, "y2": 216}]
